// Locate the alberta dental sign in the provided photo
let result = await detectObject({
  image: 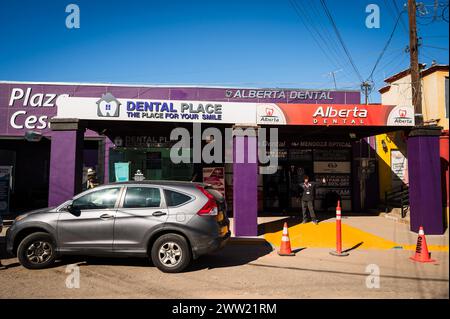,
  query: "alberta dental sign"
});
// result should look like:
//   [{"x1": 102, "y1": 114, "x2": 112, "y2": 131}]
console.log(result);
[
  {"x1": 256, "y1": 103, "x2": 415, "y2": 126},
  {"x1": 55, "y1": 93, "x2": 415, "y2": 127}
]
